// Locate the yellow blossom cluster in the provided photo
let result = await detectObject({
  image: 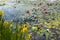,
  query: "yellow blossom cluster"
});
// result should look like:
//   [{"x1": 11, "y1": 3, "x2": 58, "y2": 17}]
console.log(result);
[
  {"x1": 26, "y1": 34, "x2": 32, "y2": 40},
  {"x1": 21, "y1": 23, "x2": 29, "y2": 33},
  {"x1": 44, "y1": 21, "x2": 60, "y2": 28}
]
